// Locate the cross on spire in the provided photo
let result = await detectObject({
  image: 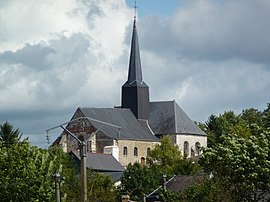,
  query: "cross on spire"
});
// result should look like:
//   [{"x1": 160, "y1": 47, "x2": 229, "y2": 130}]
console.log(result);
[{"x1": 134, "y1": 1, "x2": 137, "y2": 20}]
